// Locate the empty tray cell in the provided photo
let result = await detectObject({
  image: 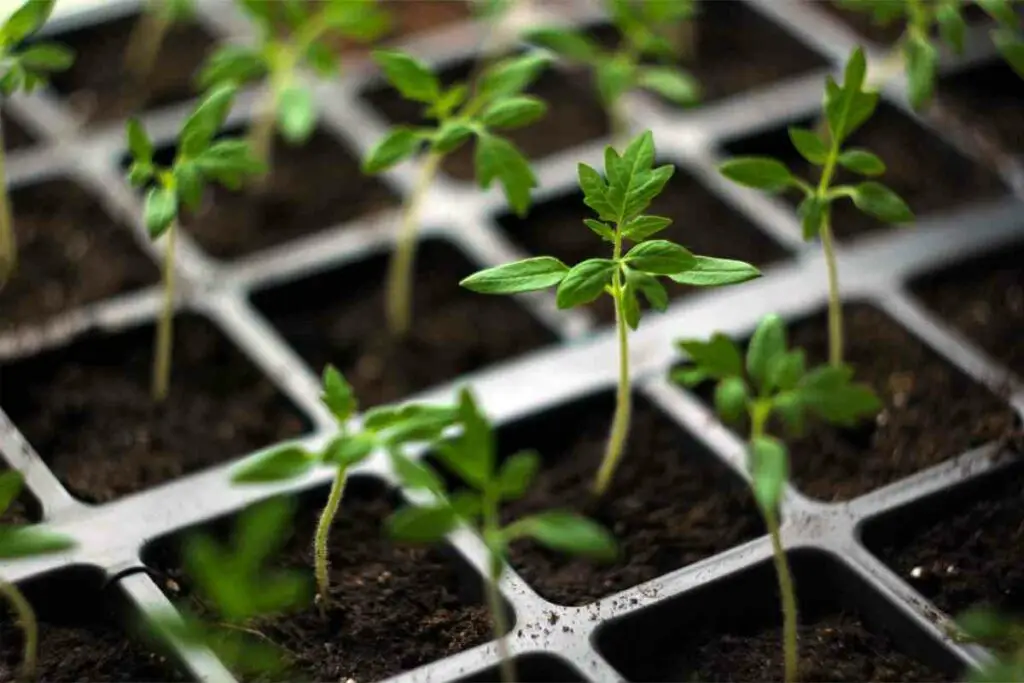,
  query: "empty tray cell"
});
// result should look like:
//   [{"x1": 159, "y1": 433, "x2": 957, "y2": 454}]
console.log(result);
[
  {"x1": 0, "y1": 315, "x2": 309, "y2": 504},
  {"x1": 938, "y1": 59, "x2": 1024, "y2": 156},
  {"x1": 46, "y1": 12, "x2": 217, "y2": 125},
  {"x1": 496, "y1": 163, "x2": 790, "y2": 324},
  {"x1": 865, "y1": 460, "x2": 1024, "y2": 619},
  {"x1": 1, "y1": 110, "x2": 34, "y2": 152},
  {"x1": 595, "y1": 550, "x2": 962, "y2": 681},
  {"x1": 0, "y1": 567, "x2": 187, "y2": 682},
  {"x1": 456, "y1": 654, "x2": 587, "y2": 682},
  {"x1": 251, "y1": 238, "x2": 556, "y2": 408},
  {"x1": 144, "y1": 477, "x2": 500, "y2": 683},
  {"x1": 912, "y1": 240, "x2": 1024, "y2": 378},
  {"x1": 0, "y1": 178, "x2": 158, "y2": 333},
  {"x1": 331, "y1": 0, "x2": 473, "y2": 55},
  {"x1": 723, "y1": 102, "x2": 1007, "y2": 241}
]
